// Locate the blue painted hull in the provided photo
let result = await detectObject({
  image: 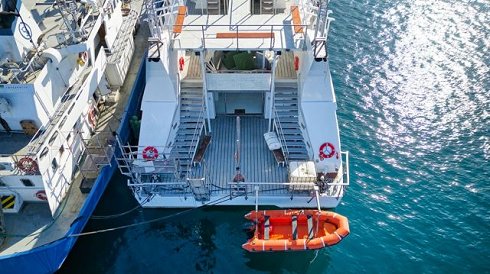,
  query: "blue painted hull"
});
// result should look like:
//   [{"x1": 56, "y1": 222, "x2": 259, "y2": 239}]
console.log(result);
[{"x1": 0, "y1": 55, "x2": 146, "y2": 273}]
